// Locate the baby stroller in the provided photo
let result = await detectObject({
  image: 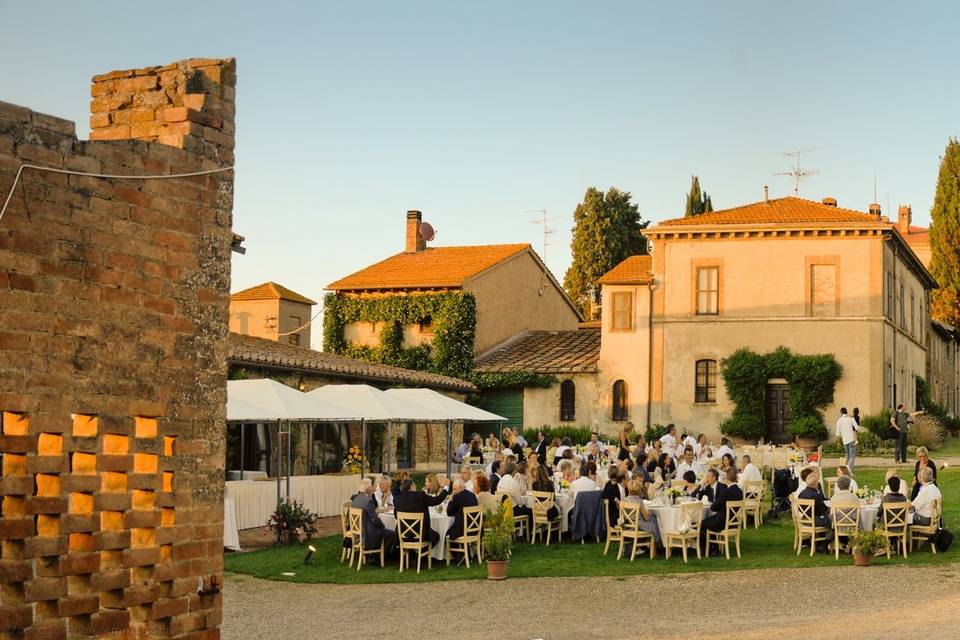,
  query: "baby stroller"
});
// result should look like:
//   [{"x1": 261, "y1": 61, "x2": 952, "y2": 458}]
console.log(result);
[{"x1": 768, "y1": 468, "x2": 797, "y2": 519}]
